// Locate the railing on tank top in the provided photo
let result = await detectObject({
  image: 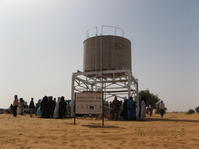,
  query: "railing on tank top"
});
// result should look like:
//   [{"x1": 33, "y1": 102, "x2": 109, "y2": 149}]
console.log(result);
[{"x1": 86, "y1": 25, "x2": 125, "y2": 38}]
